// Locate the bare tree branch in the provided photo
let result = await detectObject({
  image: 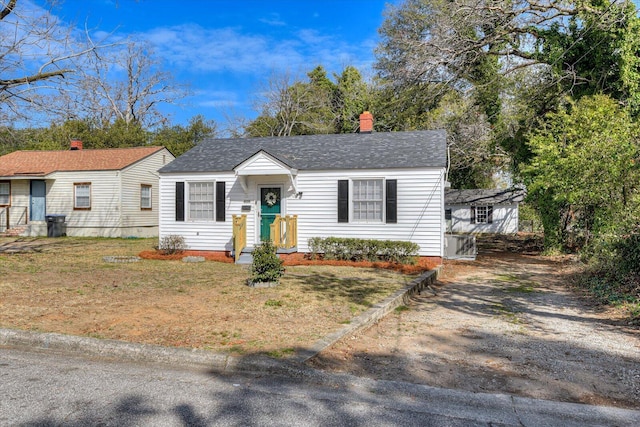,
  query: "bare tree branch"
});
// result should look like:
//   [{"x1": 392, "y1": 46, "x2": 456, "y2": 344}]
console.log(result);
[{"x1": 0, "y1": 0, "x2": 16, "y2": 20}]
